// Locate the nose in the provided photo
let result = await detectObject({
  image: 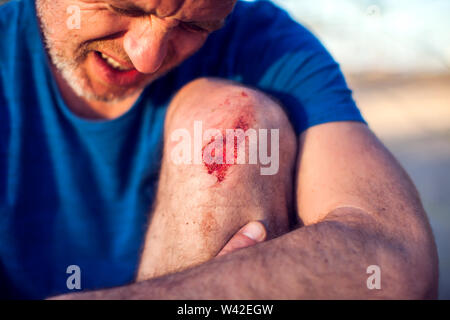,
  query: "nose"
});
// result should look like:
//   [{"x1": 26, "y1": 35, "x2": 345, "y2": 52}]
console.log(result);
[{"x1": 123, "y1": 17, "x2": 173, "y2": 74}]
